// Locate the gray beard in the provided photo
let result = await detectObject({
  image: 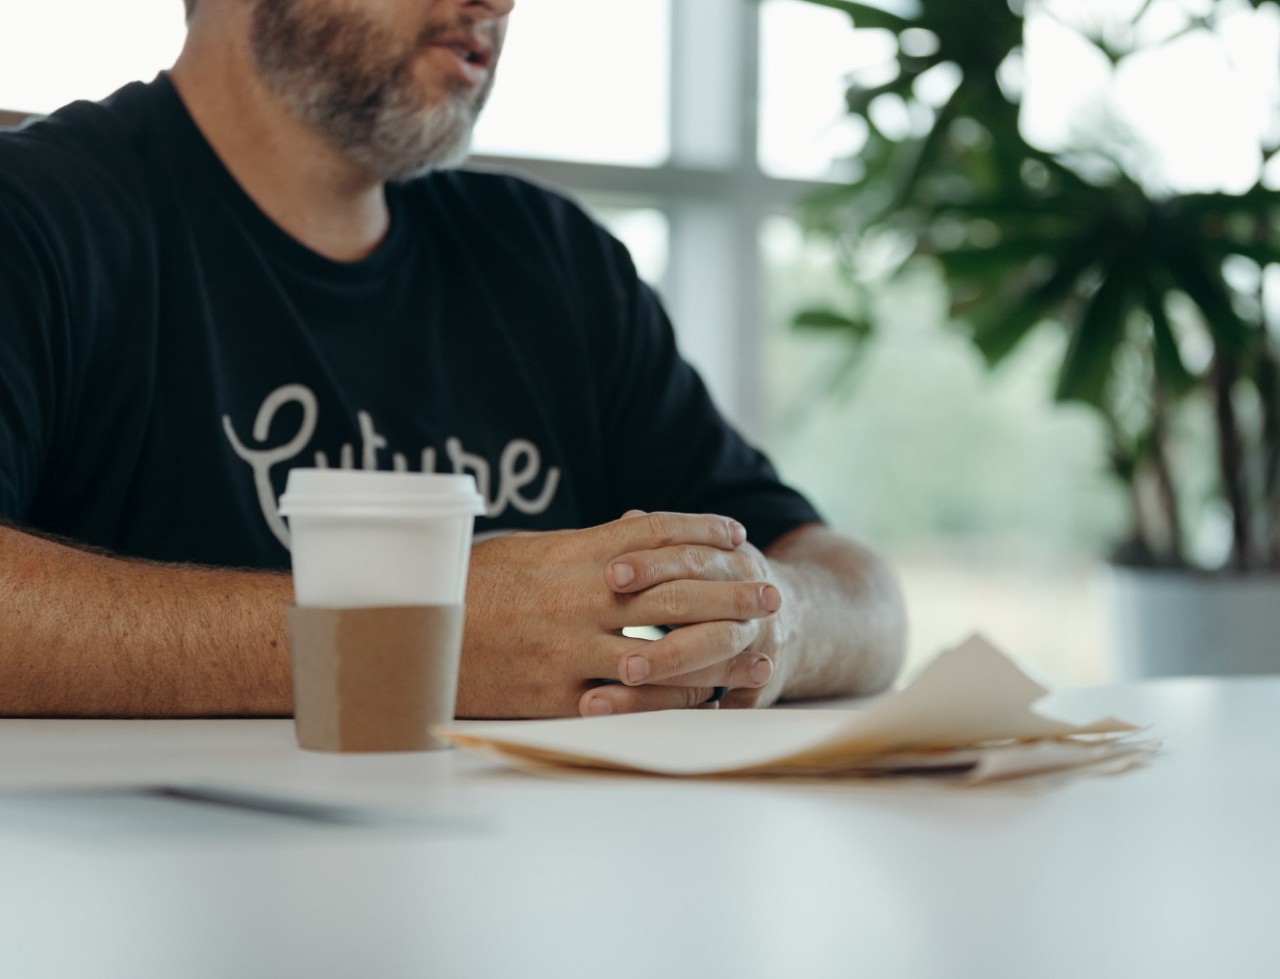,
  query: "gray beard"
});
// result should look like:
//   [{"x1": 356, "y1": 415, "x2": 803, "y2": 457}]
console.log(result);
[{"x1": 249, "y1": 0, "x2": 495, "y2": 182}]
